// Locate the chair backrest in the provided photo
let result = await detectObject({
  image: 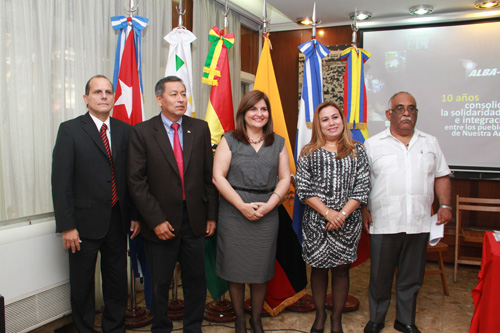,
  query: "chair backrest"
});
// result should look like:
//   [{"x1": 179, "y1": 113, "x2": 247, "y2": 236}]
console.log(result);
[
  {"x1": 456, "y1": 195, "x2": 500, "y2": 237},
  {"x1": 457, "y1": 197, "x2": 500, "y2": 213}
]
